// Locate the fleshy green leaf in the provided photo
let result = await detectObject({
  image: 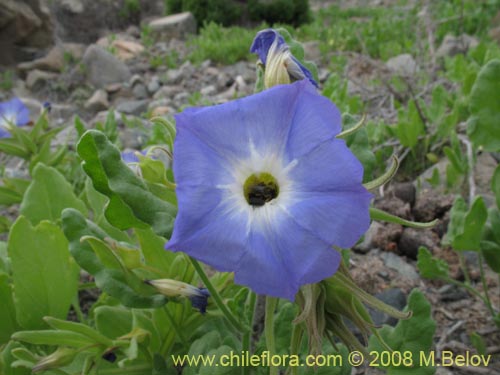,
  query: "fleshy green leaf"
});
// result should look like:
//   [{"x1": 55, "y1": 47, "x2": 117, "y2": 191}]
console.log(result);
[
  {"x1": 416, "y1": 247, "x2": 449, "y2": 279},
  {"x1": 0, "y1": 274, "x2": 18, "y2": 345},
  {"x1": 12, "y1": 330, "x2": 94, "y2": 348},
  {"x1": 8, "y1": 217, "x2": 79, "y2": 329},
  {"x1": 19, "y1": 163, "x2": 87, "y2": 225},
  {"x1": 61, "y1": 208, "x2": 167, "y2": 308},
  {"x1": 343, "y1": 114, "x2": 376, "y2": 182},
  {"x1": 444, "y1": 196, "x2": 488, "y2": 251},
  {"x1": 77, "y1": 130, "x2": 176, "y2": 238},
  {"x1": 368, "y1": 290, "x2": 436, "y2": 375},
  {"x1": 467, "y1": 59, "x2": 500, "y2": 151},
  {"x1": 481, "y1": 208, "x2": 500, "y2": 273},
  {"x1": 396, "y1": 100, "x2": 425, "y2": 148}
]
